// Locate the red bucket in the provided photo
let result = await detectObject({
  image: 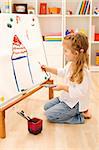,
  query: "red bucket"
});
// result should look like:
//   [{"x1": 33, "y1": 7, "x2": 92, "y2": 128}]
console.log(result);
[{"x1": 28, "y1": 117, "x2": 43, "y2": 135}]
